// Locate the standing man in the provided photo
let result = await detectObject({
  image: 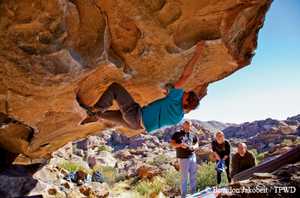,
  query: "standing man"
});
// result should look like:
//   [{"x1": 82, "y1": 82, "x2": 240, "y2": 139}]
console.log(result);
[
  {"x1": 211, "y1": 131, "x2": 231, "y2": 184},
  {"x1": 231, "y1": 143, "x2": 256, "y2": 178},
  {"x1": 170, "y1": 120, "x2": 199, "y2": 198}
]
